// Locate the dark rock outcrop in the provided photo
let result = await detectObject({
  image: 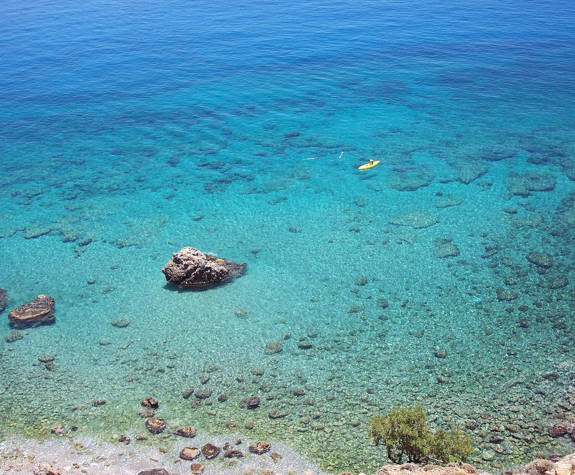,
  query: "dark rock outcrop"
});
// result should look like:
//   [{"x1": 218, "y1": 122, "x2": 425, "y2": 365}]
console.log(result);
[
  {"x1": 162, "y1": 247, "x2": 246, "y2": 289},
  {"x1": 8, "y1": 295, "x2": 55, "y2": 329}
]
